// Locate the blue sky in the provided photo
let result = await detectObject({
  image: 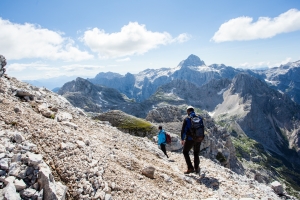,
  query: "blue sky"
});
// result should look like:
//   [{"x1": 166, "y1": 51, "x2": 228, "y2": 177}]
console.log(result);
[{"x1": 1, "y1": 0, "x2": 300, "y2": 80}]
